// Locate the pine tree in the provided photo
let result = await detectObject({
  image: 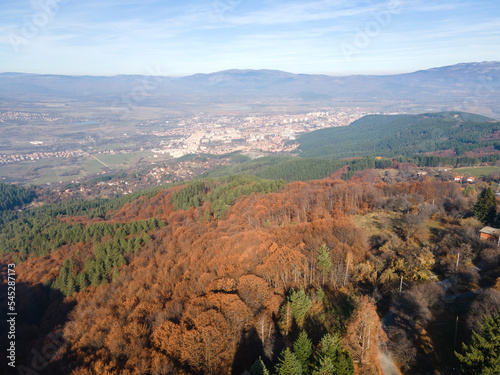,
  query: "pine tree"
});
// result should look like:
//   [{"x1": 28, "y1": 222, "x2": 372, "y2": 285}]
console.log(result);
[
  {"x1": 456, "y1": 311, "x2": 500, "y2": 374},
  {"x1": 317, "y1": 244, "x2": 332, "y2": 286},
  {"x1": 275, "y1": 348, "x2": 303, "y2": 375},
  {"x1": 334, "y1": 350, "x2": 354, "y2": 375},
  {"x1": 76, "y1": 272, "x2": 89, "y2": 291},
  {"x1": 90, "y1": 266, "x2": 102, "y2": 287},
  {"x1": 316, "y1": 333, "x2": 341, "y2": 360},
  {"x1": 312, "y1": 356, "x2": 335, "y2": 375},
  {"x1": 294, "y1": 331, "x2": 313, "y2": 373},
  {"x1": 66, "y1": 274, "x2": 76, "y2": 296},
  {"x1": 315, "y1": 334, "x2": 354, "y2": 375},
  {"x1": 288, "y1": 289, "x2": 312, "y2": 324},
  {"x1": 250, "y1": 357, "x2": 270, "y2": 375},
  {"x1": 473, "y1": 187, "x2": 497, "y2": 225}
]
